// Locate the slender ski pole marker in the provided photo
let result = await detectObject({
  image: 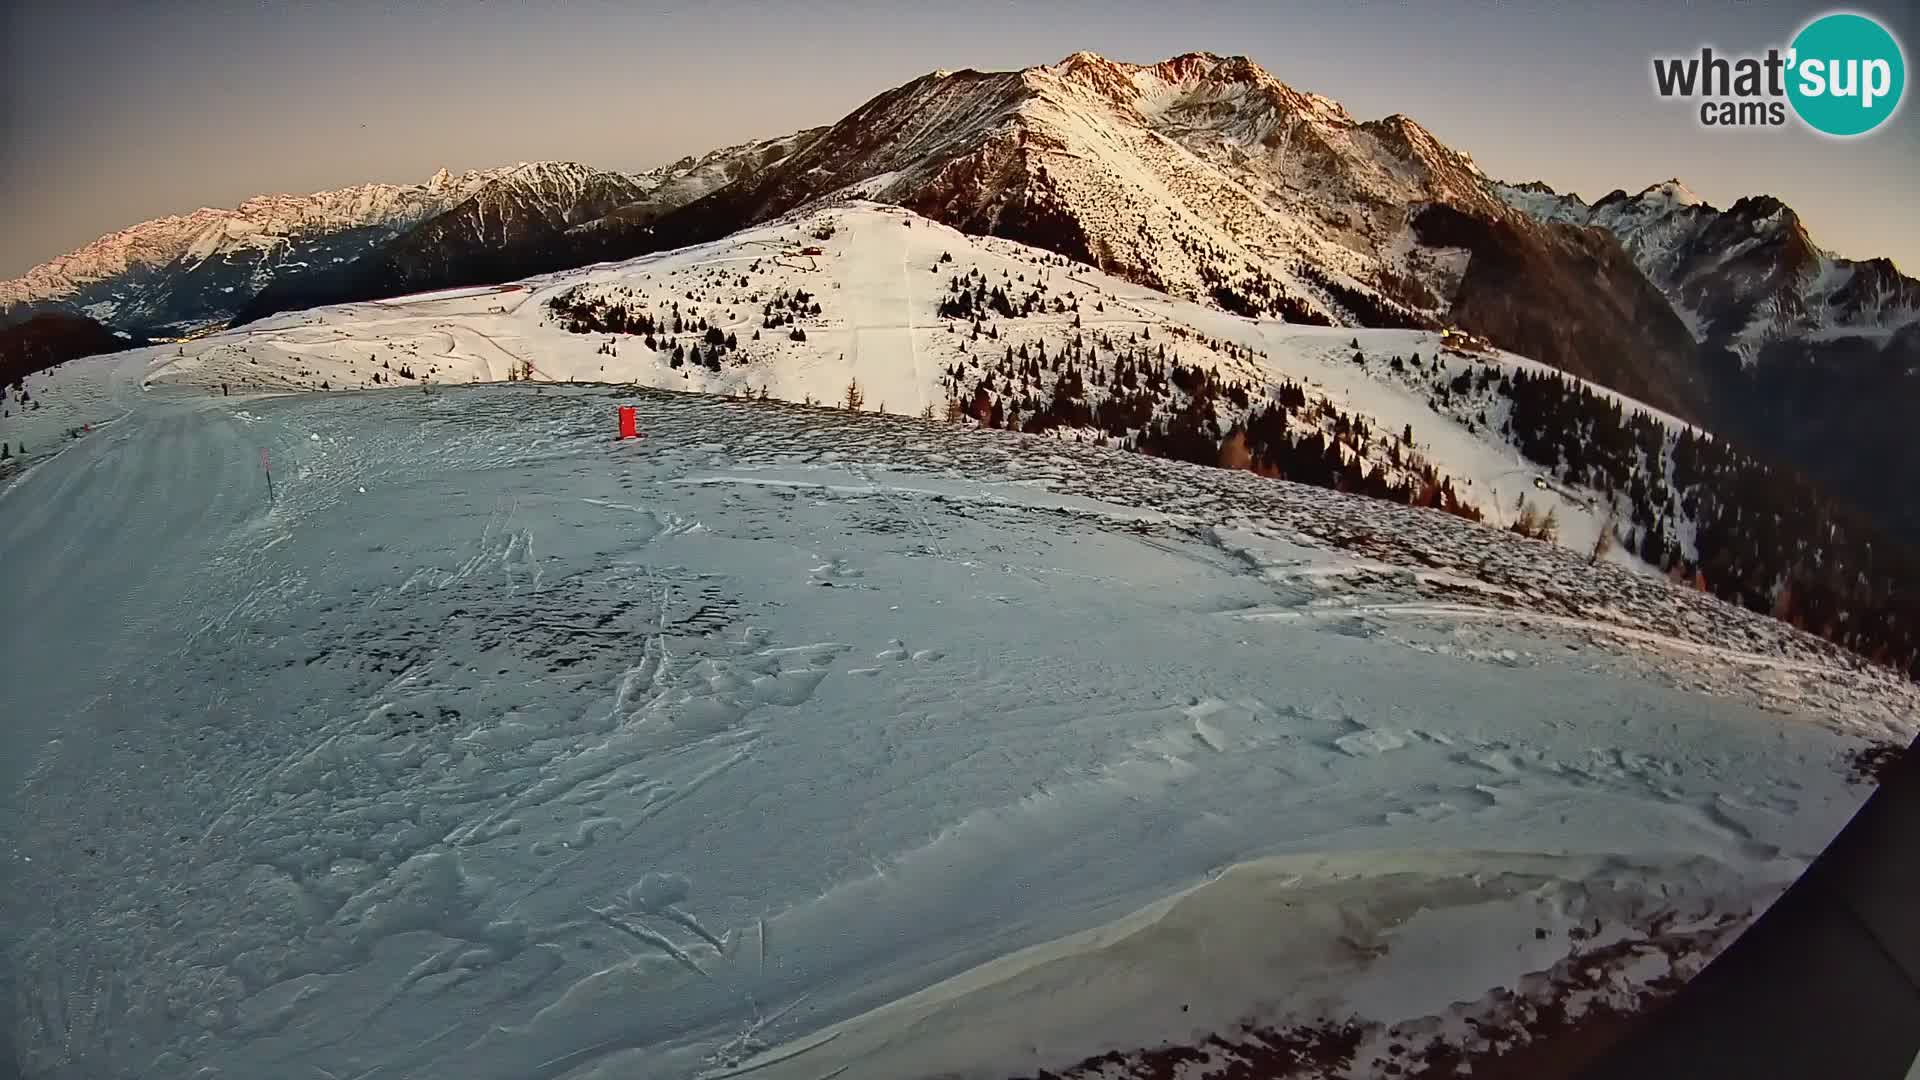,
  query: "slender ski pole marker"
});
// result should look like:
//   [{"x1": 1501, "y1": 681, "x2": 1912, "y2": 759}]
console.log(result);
[{"x1": 261, "y1": 447, "x2": 275, "y2": 503}]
